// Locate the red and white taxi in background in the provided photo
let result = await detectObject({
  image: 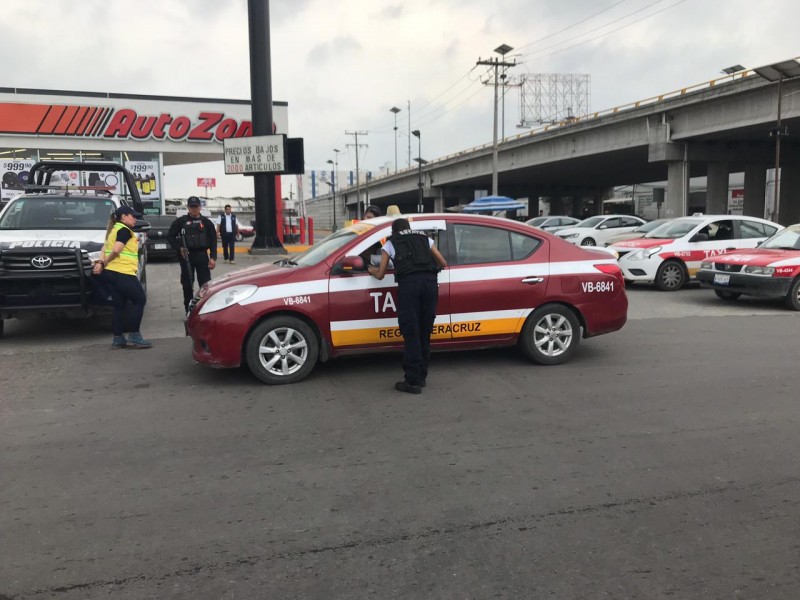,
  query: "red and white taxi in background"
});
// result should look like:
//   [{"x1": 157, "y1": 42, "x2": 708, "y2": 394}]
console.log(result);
[
  {"x1": 185, "y1": 214, "x2": 629, "y2": 384},
  {"x1": 697, "y1": 224, "x2": 800, "y2": 309},
  {"x1": 609, "y1": 214, "x2": 782, "y2": 291}
]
